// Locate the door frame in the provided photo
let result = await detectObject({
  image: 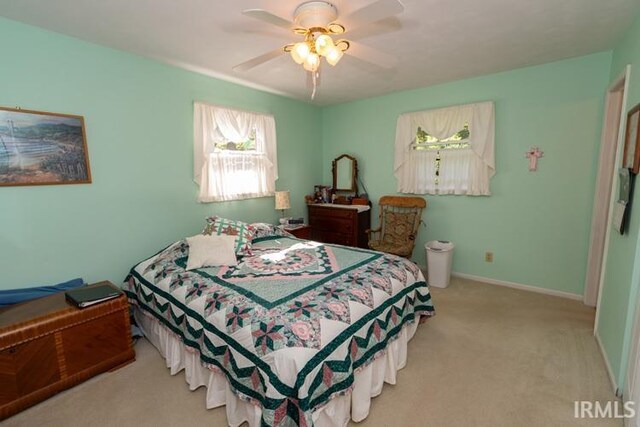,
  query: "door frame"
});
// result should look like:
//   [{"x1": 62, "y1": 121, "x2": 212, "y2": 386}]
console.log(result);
[
  {"x1": 590, "y1": 65, "x2": 630, "y2": 319},
  {"x1": 625, "y1": 274, "x2": 640, "y2": 426}
]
